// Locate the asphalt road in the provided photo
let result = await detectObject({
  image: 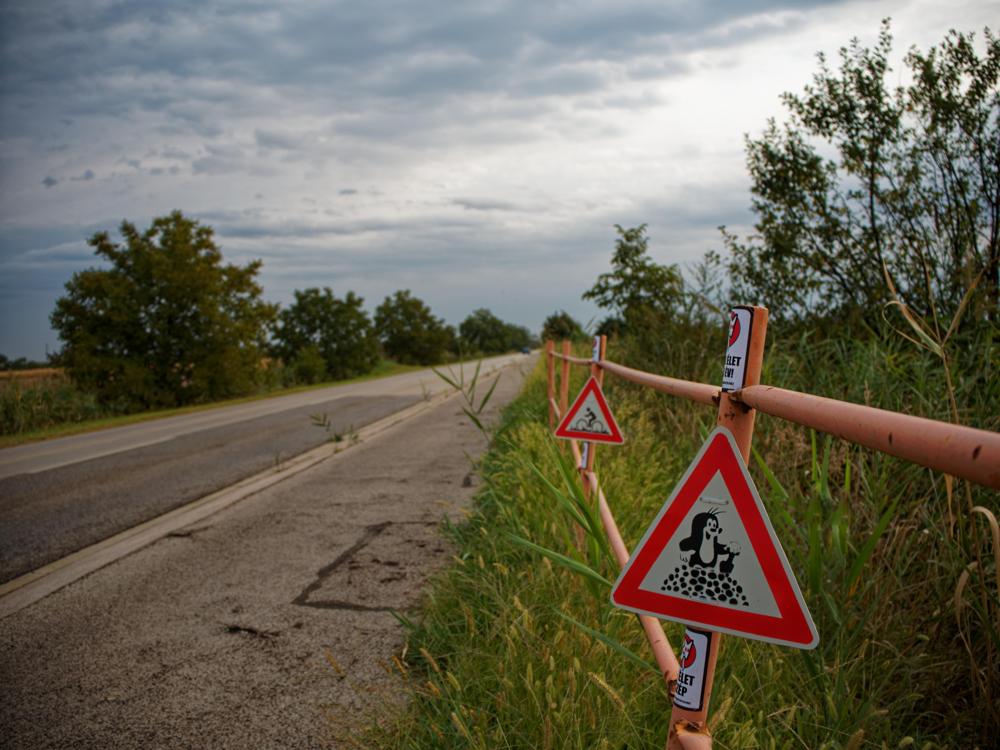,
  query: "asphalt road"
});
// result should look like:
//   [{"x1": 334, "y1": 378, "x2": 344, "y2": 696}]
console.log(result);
[
  {"x1": 0, "y1": 353, "x2": 525, "y2": 583},
  {"x1": 0, "y1": 355, "x2": 533, "y2": 749}
]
